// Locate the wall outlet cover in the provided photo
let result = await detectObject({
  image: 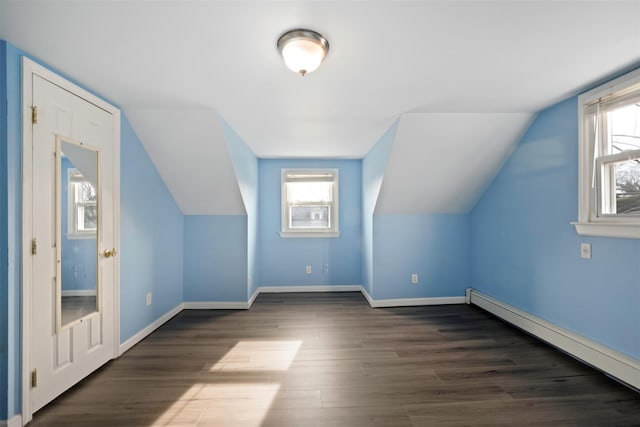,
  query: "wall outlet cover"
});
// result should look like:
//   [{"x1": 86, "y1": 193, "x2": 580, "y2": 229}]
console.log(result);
[{"x1": 580, "y1": 243, "x2": 592, "y2": 259}]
